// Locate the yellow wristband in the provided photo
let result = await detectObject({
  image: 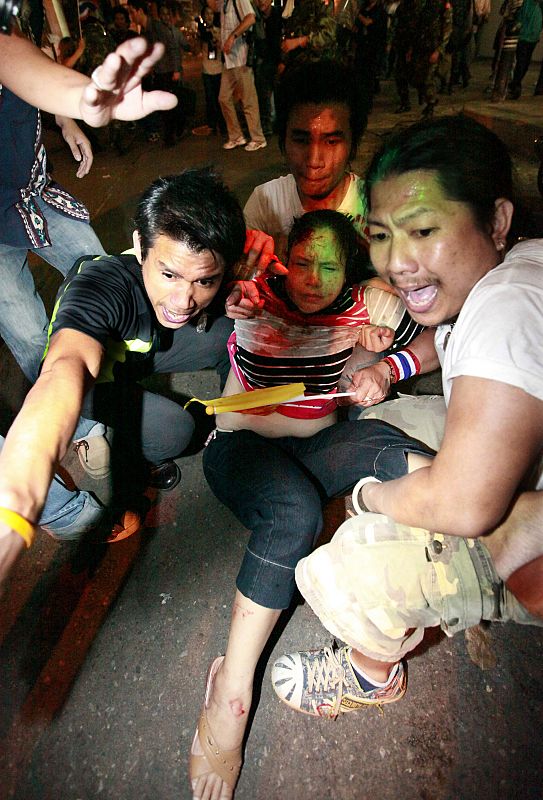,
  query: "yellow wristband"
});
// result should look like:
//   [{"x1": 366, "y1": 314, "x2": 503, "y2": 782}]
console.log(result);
[{"x1": 0, "y1": 507, "x2": 36, "y2": 548}]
